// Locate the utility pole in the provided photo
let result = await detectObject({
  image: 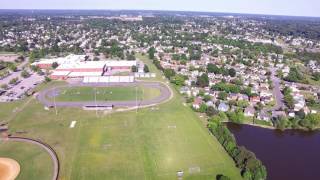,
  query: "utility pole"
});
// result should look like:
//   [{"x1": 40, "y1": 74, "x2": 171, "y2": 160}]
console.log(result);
[
  {"x1": 54, "y1": 88, "x2": 58, "y2": 115},
  {"x1": 136, "y1": 86, "x2": 138, "y2": 113},
  {"x1": 95, "y1": 87, "x2": 98, "y2": 118}
]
